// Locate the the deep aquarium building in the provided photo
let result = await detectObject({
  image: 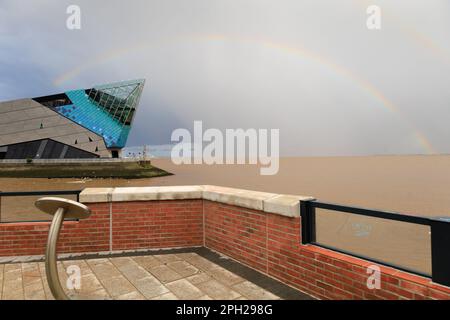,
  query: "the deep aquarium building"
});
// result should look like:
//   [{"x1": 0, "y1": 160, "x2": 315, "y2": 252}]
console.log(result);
[{"x1": 0, "y1": 79, "x2": 145, "y2": 159}]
